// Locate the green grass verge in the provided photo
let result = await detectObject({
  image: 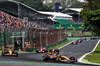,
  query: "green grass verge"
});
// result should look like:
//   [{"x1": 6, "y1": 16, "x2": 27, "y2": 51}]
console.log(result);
[
  {"x1": 0, "y1": 40, "x2": 71, "y2": 54},
  {"x1": 18, "y1": 51, "x2": 36, "y2": 53},
  {"x1": 0, "y1": 46, "x2": 4, "y2": 51},
  {"x1": 53, "y1": 40, "x2": 71, "y2": 49},
  {"x1": 84, "y1": 43, "x2": 100, "y2": 63},
  {"x1": 48, "y1": 40, "x2": 71, "y2": 50}
]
